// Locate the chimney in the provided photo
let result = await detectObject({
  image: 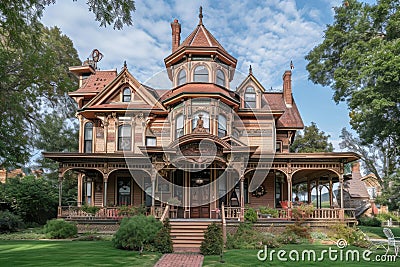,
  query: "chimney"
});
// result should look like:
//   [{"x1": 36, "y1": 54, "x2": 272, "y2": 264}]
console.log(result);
[
  {"x1": 171, "y1": 19, "x2": 181, "y2": 53},
  {"x1": 283, "y1": 70, "x2": 292, "y2": 107},
  {"x1": 352, "y1": 162, "x2": 361, "y2": 174}
]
